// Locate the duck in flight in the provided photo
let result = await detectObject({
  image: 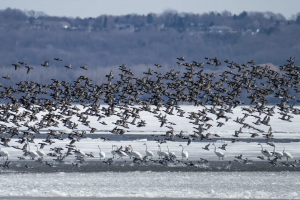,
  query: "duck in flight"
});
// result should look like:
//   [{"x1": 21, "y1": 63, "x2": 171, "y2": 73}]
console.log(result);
[
  {"x1": 80, "y1": 65, "x2": 88, "y2": 70},
  {"x1": 41, "y1": 61, "x2": 49, "y2": 67},
  {"x1": 2, "y1": 75, "x2": 10, "y2": 80},
  {"x1": 12, "y1": 64, "x2": 20, "y2": 70},
  {"x1": 25, "y1": 66, "x2": 33, "y2": 74},
  {"x1": 65, "y1": 64, "x2": 72, "y2": 69}
]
